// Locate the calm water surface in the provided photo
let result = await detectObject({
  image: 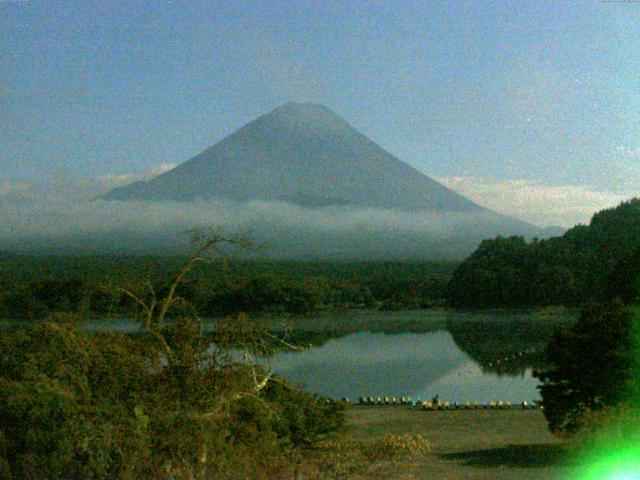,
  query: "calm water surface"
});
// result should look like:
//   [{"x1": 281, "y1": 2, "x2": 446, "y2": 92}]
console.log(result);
[{"x1": 261, "y1": 330, "x2": 541, "y2": 403}]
